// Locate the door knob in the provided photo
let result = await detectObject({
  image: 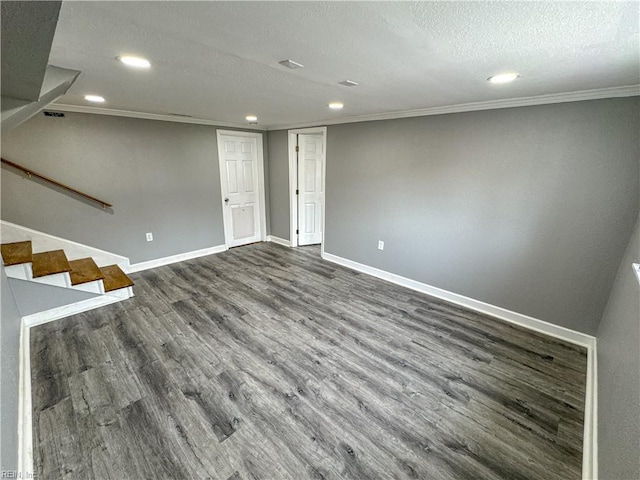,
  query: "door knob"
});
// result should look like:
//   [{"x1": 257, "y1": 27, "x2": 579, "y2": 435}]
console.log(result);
[{"x1": 224, "y1": 198, "x2": 229, "y2": 203}]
